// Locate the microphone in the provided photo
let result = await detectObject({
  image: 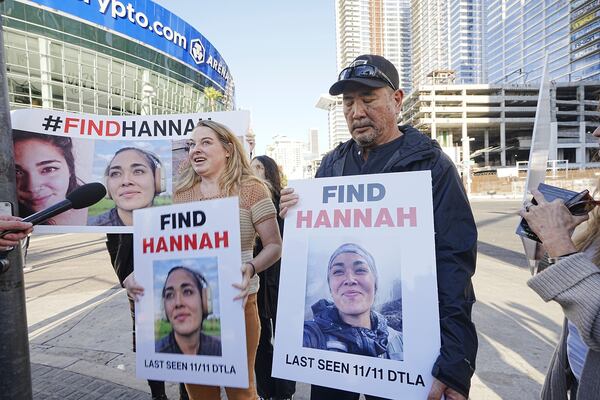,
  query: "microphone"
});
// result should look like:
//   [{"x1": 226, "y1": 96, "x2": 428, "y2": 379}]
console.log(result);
[
  {"x1": 0, "y1": 182, "x2": 106, "y2": 239},
  {"x1": 22, "y1": 182, "x2": 106, "y2": 225}
]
